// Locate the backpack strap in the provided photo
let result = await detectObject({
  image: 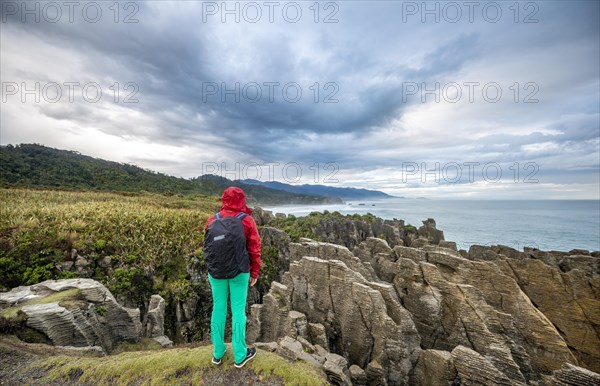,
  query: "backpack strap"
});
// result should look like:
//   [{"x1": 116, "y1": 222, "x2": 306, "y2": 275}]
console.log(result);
[{"x1": 214, "y1": 212, "x2": 246, "y2": 220}]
